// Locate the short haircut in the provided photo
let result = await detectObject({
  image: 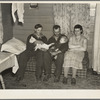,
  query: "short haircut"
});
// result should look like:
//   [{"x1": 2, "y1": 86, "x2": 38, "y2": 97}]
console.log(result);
[
  {"x1": 58, "y1": 34, "x2": 68, "y2": 42},
  {"x1": 53, "y1": 25, "x2": 60, "y2": 30},
  {"x1": 34, "y1": 24, "x2": 43, "y2": 29},
  {"x1": 74, "y1": 24, "x2": 83, "y2": 34}
]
